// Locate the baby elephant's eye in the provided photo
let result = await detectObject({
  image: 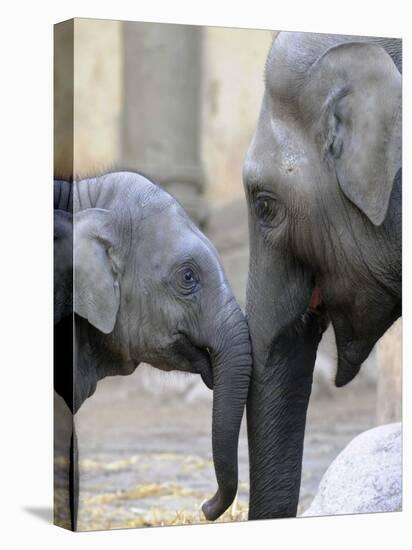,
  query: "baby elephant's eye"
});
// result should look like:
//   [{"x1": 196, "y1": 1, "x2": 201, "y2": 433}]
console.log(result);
[
  {"x1": 183, "y1": 268, "x2": 195, "y2": 282},
  {"x1": 173, "y1": 264, "x2": 200, "y2": 296}
]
